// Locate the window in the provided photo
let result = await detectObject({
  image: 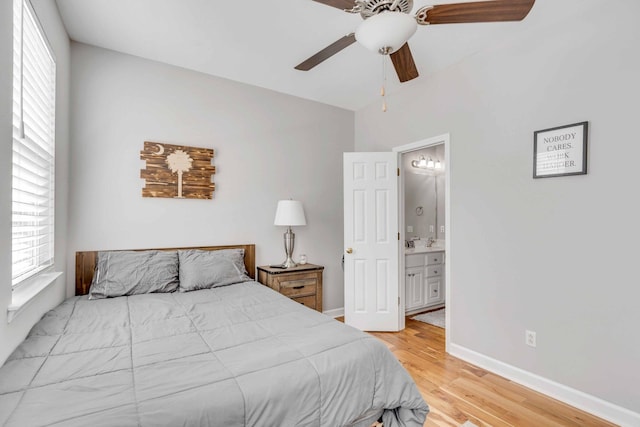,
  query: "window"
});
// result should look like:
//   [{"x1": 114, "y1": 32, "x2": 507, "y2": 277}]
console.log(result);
[{"x1": 12, "y1": 0, "x2": 56, "y2": 288}]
